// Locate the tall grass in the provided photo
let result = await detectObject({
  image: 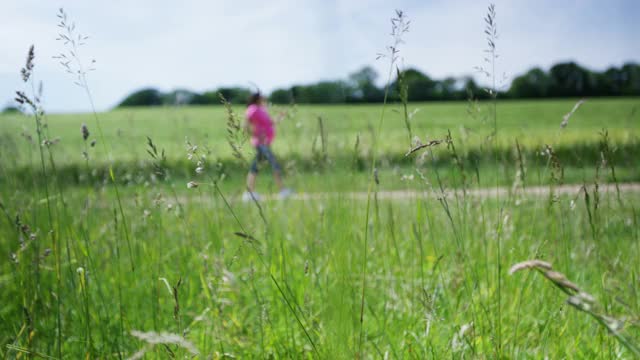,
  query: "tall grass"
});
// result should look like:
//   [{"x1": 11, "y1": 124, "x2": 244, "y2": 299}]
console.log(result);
[
  {"x1": 358, "y1": 10, "x2": 410, "y2": 357},
  {"x1": 55, "y1": 8, "x2": 136, "y2": 274},
  {"x1": 15, "y1": 45, "x2": 64, "y2": 359}
]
